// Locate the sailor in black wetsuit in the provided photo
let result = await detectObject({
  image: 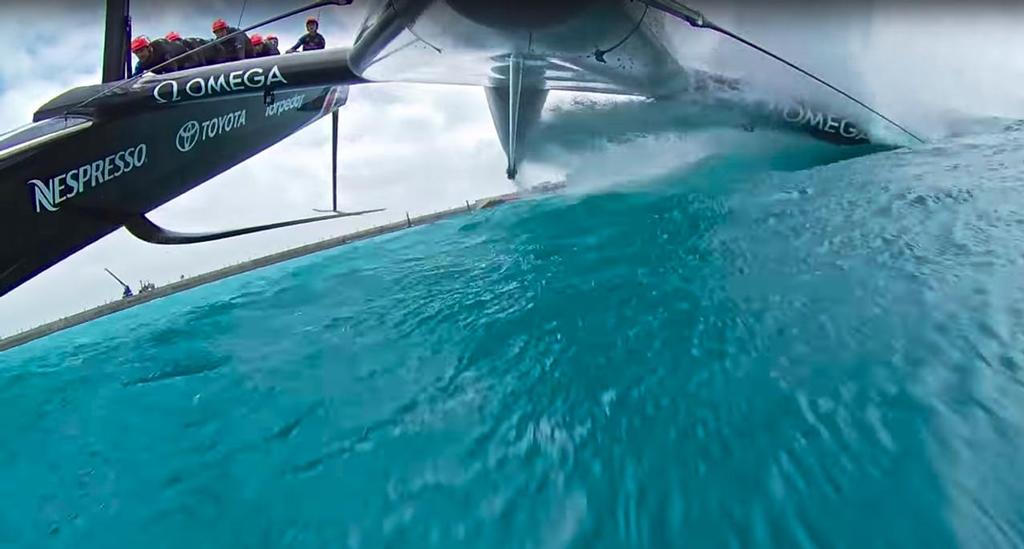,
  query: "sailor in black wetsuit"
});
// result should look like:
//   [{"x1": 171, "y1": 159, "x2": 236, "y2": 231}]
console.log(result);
[
  {"x1": 130, "y1": 36, "x2": 153, "y2": 76},
  {"x1": 286, "y1": 17, "x2": 326, "y2": 53},
  {"x1": 179, "y1": 35, "x2": 214, "y2": 67},
  {"x1": 165, "y1": 31, "x2": 205, "y2": 70},
  {"x1": 131, "y1": 36, "x2": 179, "y2": 76},
  {"x1": 210, "y1": 18, "x2": 253, "y2": 64},
  {"x1": 160, "y1": 33, "x2": 189, "y2": 69},
  {"x1": 264, "y1": 35, "x2": 282, "y2": 56},
  {"x1": 250, "y1": 34, "x2": 268, "y2": 58}
]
